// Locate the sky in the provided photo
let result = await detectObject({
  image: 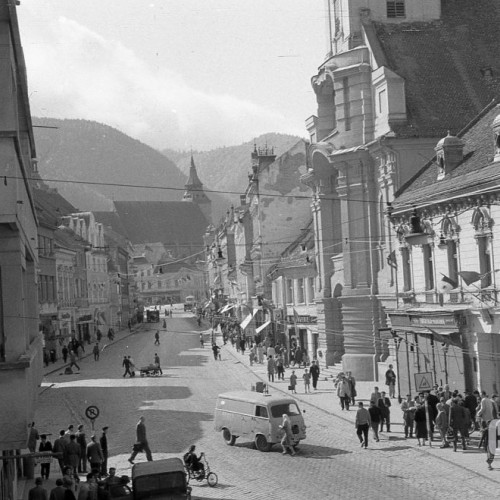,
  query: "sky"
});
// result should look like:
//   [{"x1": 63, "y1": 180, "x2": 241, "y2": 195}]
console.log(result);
[{"x1": 18, "y1": 0, "x2": 327, "y2": 151}]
